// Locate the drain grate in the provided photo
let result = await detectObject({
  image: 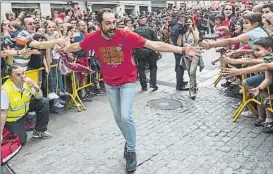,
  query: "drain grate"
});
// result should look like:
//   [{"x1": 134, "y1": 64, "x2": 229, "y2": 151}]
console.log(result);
[{"x1": 147, "y1": 98, "x2": 182, "y2": 110}]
